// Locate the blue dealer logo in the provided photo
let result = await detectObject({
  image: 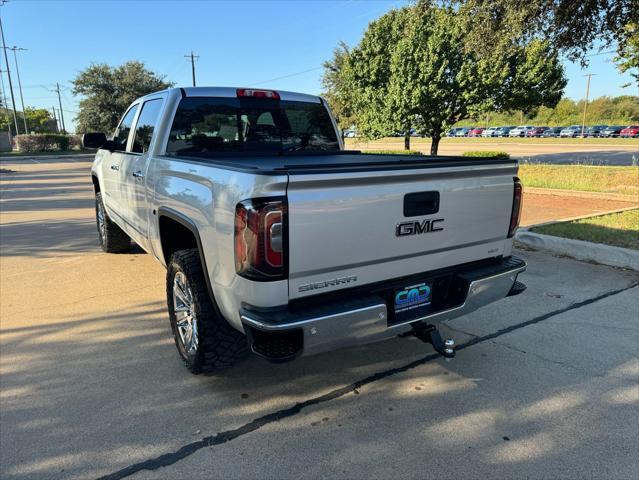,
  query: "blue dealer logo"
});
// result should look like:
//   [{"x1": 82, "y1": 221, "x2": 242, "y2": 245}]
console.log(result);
[{"x1": 395, "y1": 285, "x2": 431, "y2": 307}]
